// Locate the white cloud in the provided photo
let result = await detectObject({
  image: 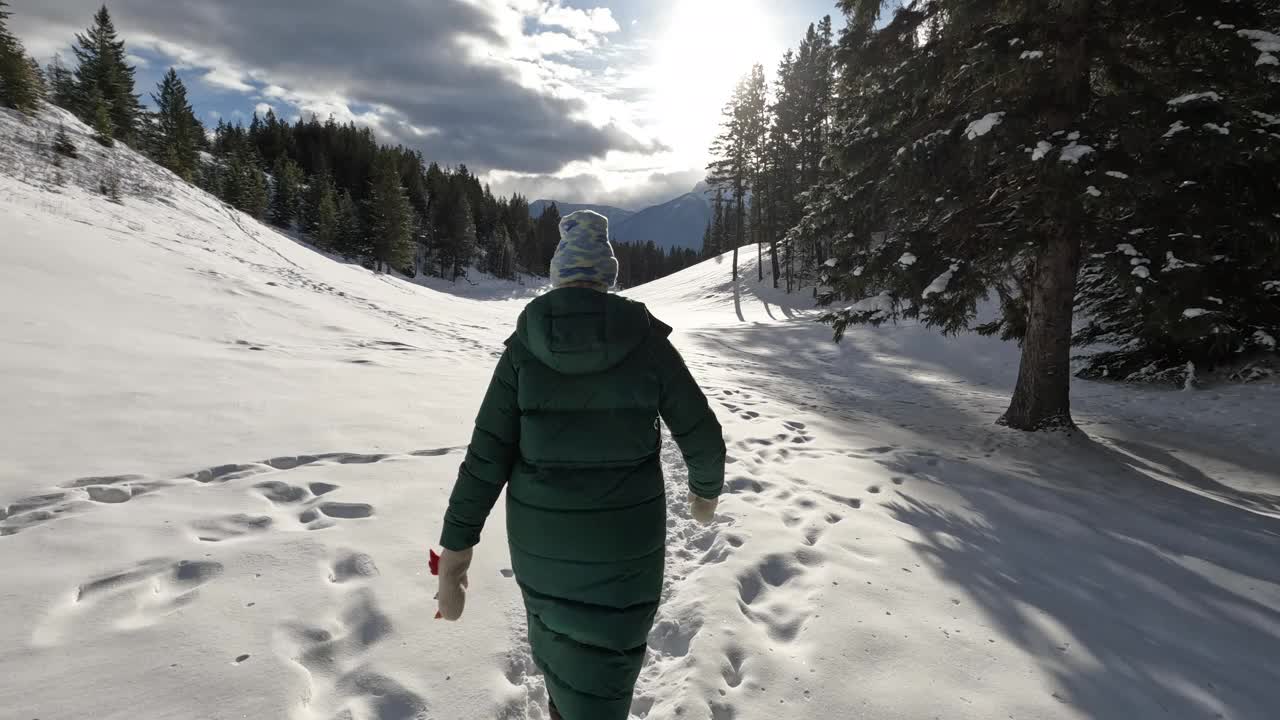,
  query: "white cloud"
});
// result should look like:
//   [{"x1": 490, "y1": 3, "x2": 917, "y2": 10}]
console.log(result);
[
  {"x1": 539, "y1": 3, "x2": 620, "y2": 40},
  {"x1": 125, "y1": 53, "x2": 149, "y2": 68},
  {"x1": 203, "y1": 66, "x2": 254, "y2": 92},
  {"x1": 254, "y1": 102, "x2": 274, "y2": 116}
]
